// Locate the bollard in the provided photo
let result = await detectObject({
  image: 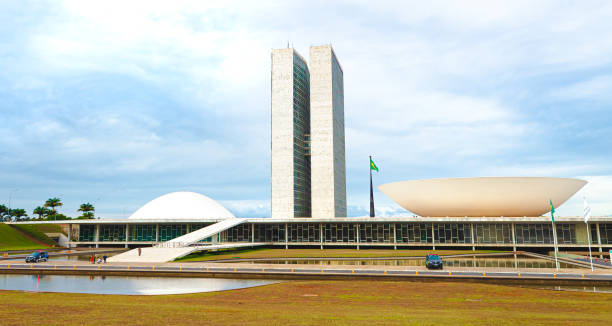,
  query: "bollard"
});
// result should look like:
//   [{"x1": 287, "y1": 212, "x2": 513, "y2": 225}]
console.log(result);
[
  {"x1": 415, "y1": 270, "x2": 418, "y2": 275},
  {"x1": 518, "y1": 272, "x2": 521, "y2": 278},
  {"x1": 127, "y1": 266, "x2": 130, "y2": 270},
  {"x1": 582, "y1": 274, "x2": 585, "y2": 279},
  {"x1": 291, "y1": 268, "x2": 294, "y2": 273},
  {"x1": 54, "y1": 265, "x2": 57, "y2": 270},
  {"x1": 180, "y1": 266, "x2": 182, "y2": 271},
  {"x1": 30, "y1": 264, "x2": 33, "y2": 269},
  {"x1": 321, "y1": 269, "x2": 324, "y2": 273},
  {"x1": 553, "y1": 273, "x2": 557, "y2": 278},
  {"x1": 262, "y1": 268, "x2": 265, "y2": 272},
  {"x1": 234, "y1": 268, "x2": 237, "y2": 272},
  {"x1": 73, "y1": 265, "x2": 76, "y2": 270},
  {"x1": 449, "y1": 271, "x2": 452, "y2": 276},
  {"x1": 206, "y1": 267, "x2": 209, "y2": 272},
  {"x1": 352, "y1": 270, "x2": 355, "y2": 274},
  {"x1": 384, "y1": 270, "x2": 387, "y2": 275},
  {"x1": 152, "y1": 266, "x2": 155, "y2": 271},
  {"x1": 483, "y1": 272, "x2": 486, "y2": 277},
  {"x1": 7, "y1": 264, "x2": 10, "y2": 268}
]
